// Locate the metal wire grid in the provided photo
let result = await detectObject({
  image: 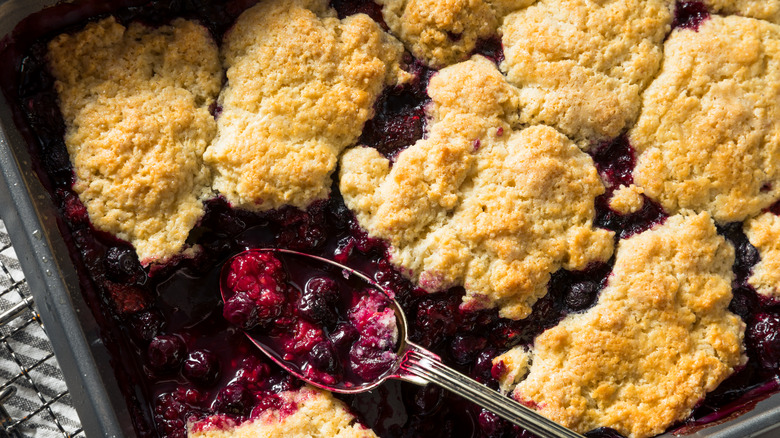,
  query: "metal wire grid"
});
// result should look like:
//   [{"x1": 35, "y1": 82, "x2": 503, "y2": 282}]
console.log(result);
[{"x1": 0, "y1": 222, "x2": 84, "y2": 438}]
